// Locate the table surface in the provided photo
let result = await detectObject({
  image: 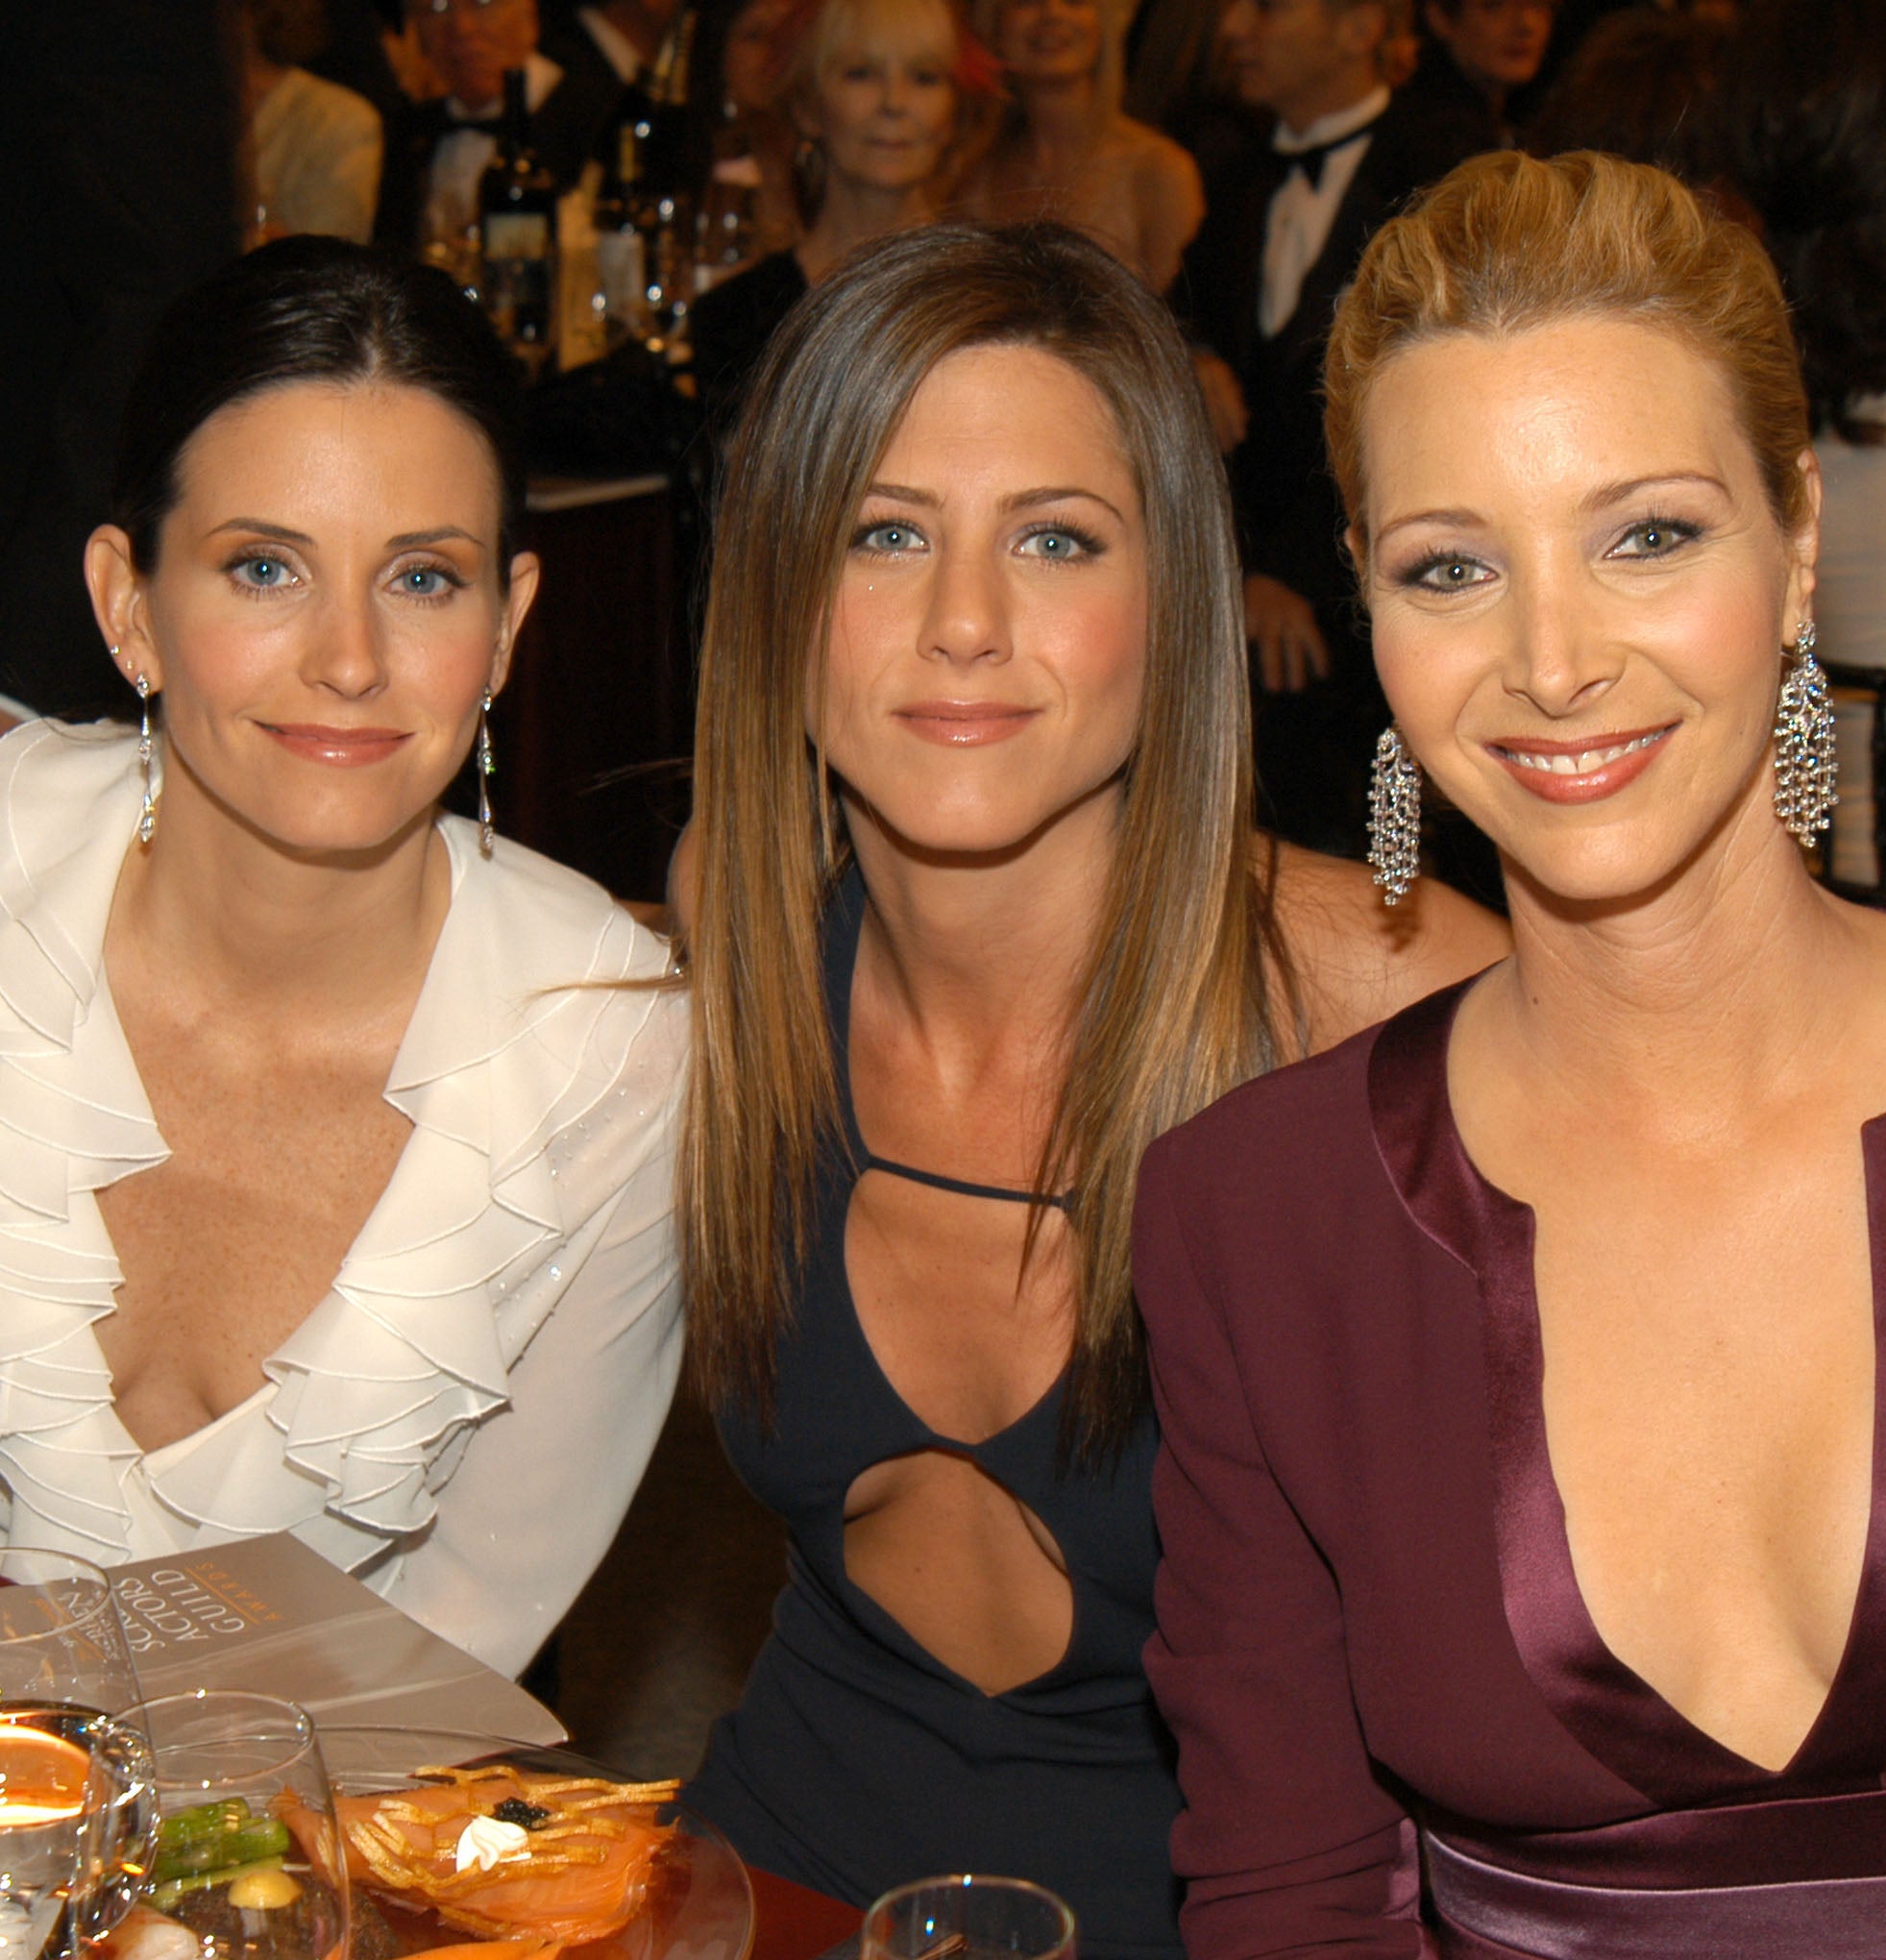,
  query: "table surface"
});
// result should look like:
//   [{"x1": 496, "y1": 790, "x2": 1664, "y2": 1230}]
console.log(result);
[{"x1": 747, "y1": 1864, "x2": 863, "y2": 1960}]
